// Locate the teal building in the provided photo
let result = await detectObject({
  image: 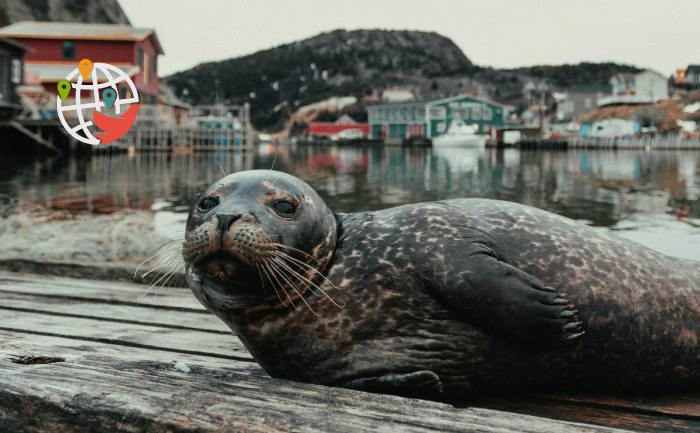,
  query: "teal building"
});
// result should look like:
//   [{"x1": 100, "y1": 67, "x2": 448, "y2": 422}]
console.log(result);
[{"x1": 367, "y1": 94, "x2": 507, "y2": 141}]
